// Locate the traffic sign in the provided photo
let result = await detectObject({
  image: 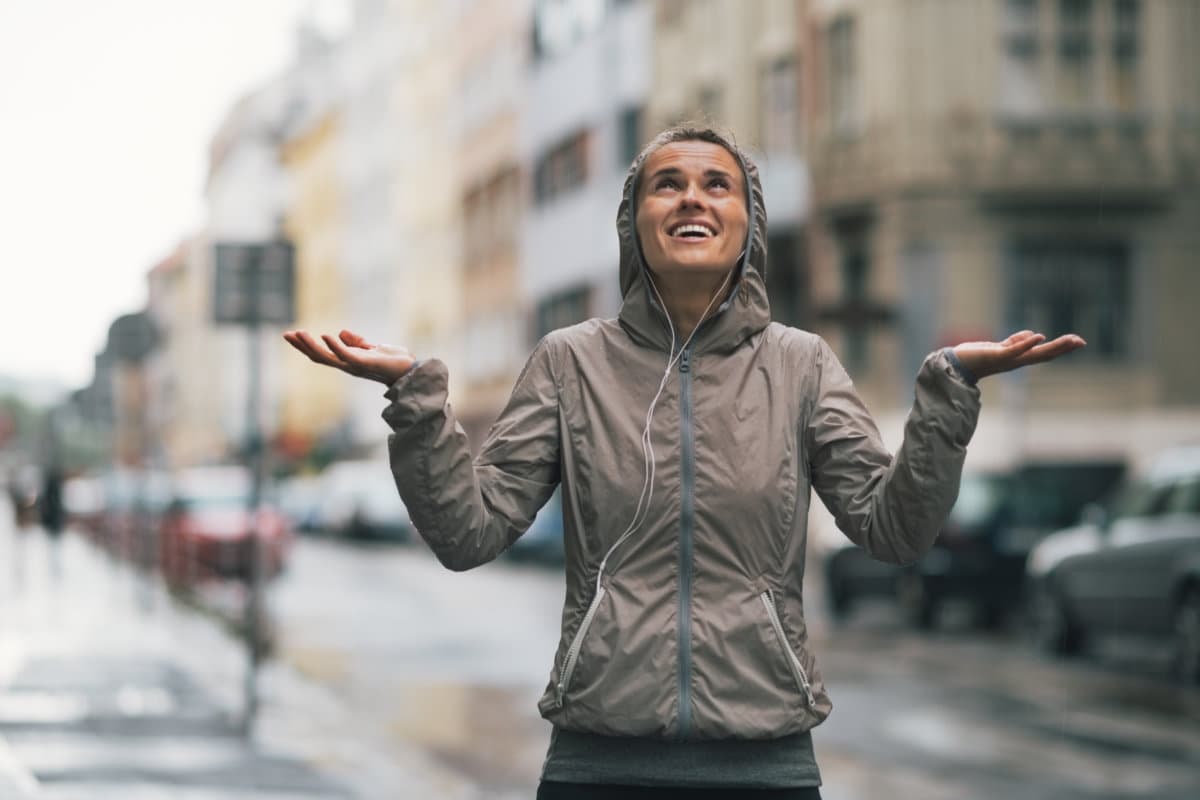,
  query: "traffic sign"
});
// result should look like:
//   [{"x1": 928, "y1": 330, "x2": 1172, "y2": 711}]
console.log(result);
[{"x1": 213, "y1": 241, "x2": 295, "y2": 325}]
